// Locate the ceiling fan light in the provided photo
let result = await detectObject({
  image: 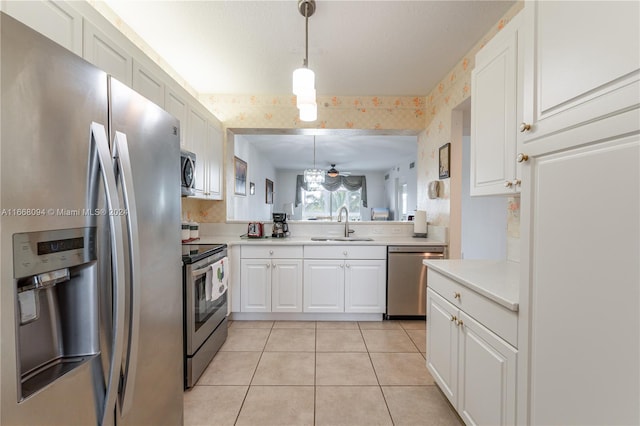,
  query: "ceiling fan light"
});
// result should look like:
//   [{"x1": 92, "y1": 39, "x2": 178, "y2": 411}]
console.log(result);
[
  {"x1": 298, "y1": 104, "x2": 317, "y2": 122},
  {"x1": 327, "y1": 164, "x2": 339, "y2": 177},
  {"x1": 292, "y1": 67, "x2": 315, "y2": 95},
  {"x1": 296, "y1": 88, "x2": 316, "y2": 108}
]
